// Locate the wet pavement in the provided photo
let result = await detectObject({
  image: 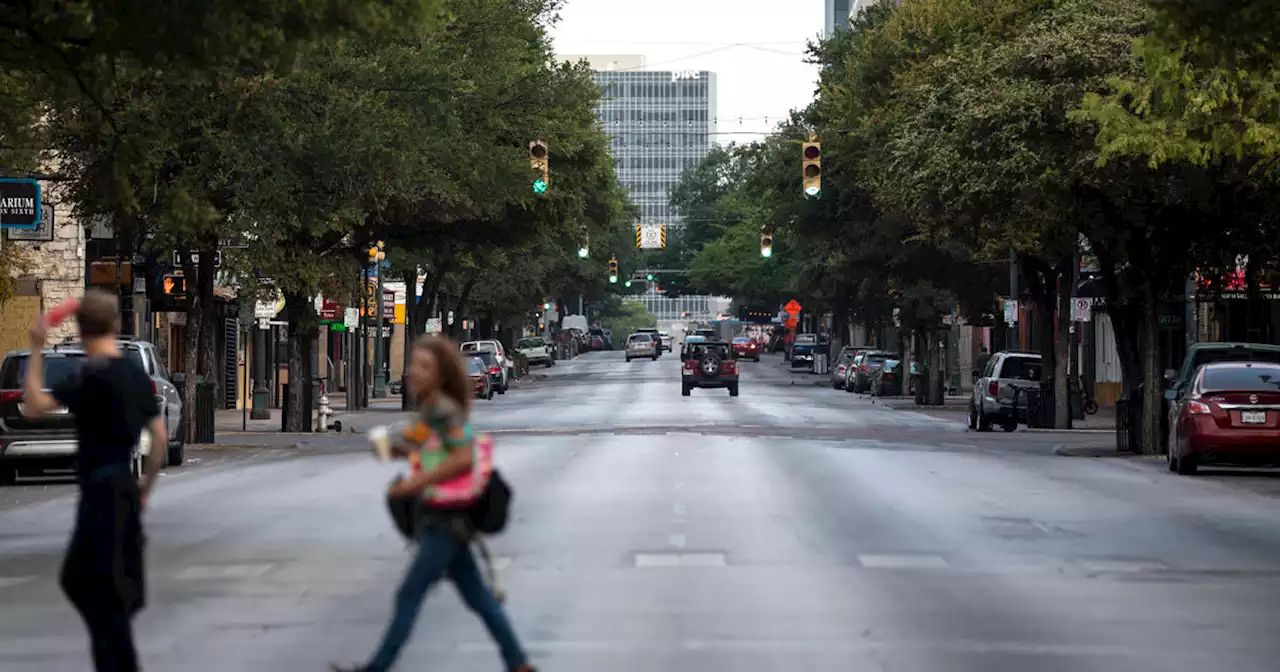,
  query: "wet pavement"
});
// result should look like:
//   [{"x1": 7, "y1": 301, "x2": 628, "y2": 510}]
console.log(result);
[{"x1": 3, "y1": 352, "x2": 1280, "y2": 670}]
